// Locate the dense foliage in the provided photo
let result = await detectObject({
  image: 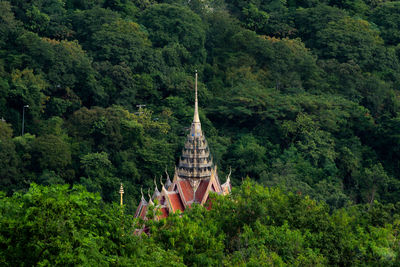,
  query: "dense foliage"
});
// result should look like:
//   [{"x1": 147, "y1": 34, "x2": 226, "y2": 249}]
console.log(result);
[
  {"x1": 2, "y1": 181, "x2": 400, "y2": 265},
  {"x1": 2, "y1": 0, "x2": 400, "y2": 209},
  {"x1": 0, "y1": 184, "x2": 184, "y2": 266},
  {"x1": 2, "y1": 0, "x2": 400, "y2": 264}
]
